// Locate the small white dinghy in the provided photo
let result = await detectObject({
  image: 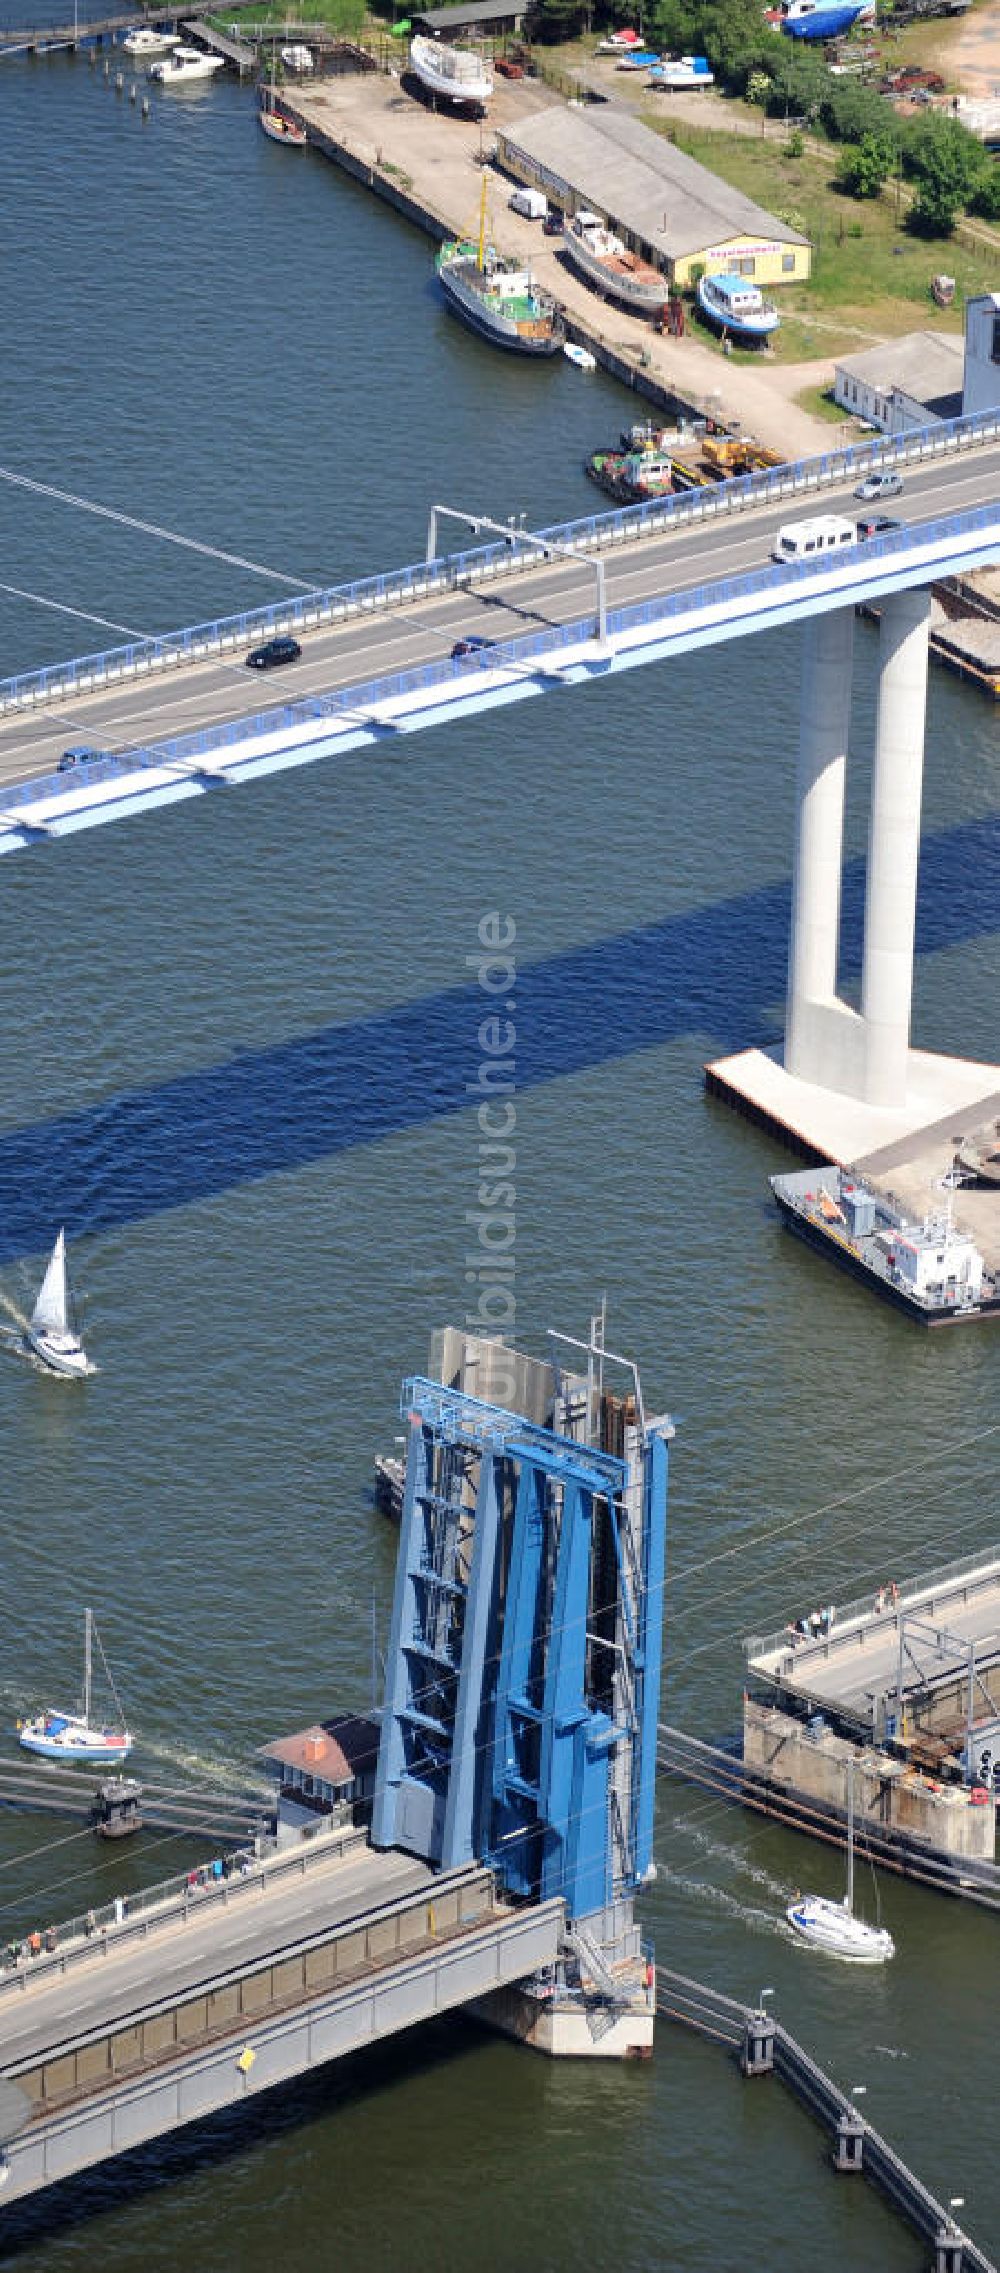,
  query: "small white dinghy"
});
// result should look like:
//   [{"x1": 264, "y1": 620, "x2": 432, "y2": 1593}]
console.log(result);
[
  {"x1": 787, "y1": 1759, "x2": 894, "y2": 1965},
  {"x1": 18, "y1": 1609, "x2": 133, "y2": 1766},
  {"x1": 25, "y1": 1229, "x2": 91, "y2": 1378},
  {"x1": 564, "y1": 342, "x2": 597, "y2": 370}
]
